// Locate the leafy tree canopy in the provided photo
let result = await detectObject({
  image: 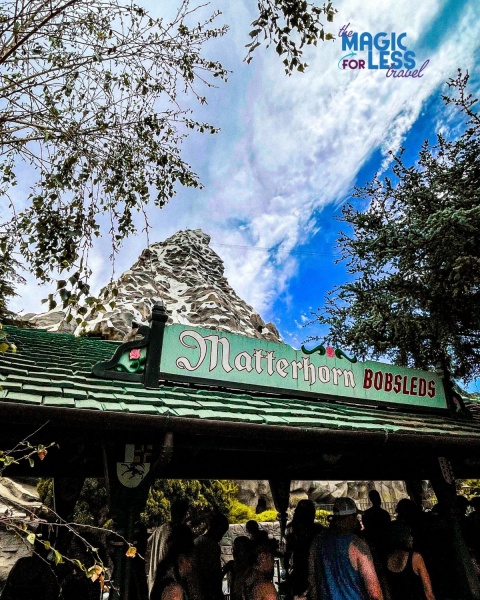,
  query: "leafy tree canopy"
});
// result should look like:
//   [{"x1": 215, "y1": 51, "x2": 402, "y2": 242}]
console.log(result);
[
  {"x1": 38, "y1": 477, "x2": 238, "y2": 531},
  {"x1": 0, "y1": 244, "x2": 25, "y2": 326},
  {"x1": 314, "y1": 70, "x2": 480, "y2": 382},
  {"x1": 246, "y1": 0, "x2": 336, "y2": 74},
  {"x1": 0, "y1": 0, "x2": 228, "y2": 300},
  {"x1": 0, "y1": 0, "x2": 335, "y2": 317},
  {"x1": 141, "y1": 479, "x2": 237, "y2": 531}
]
